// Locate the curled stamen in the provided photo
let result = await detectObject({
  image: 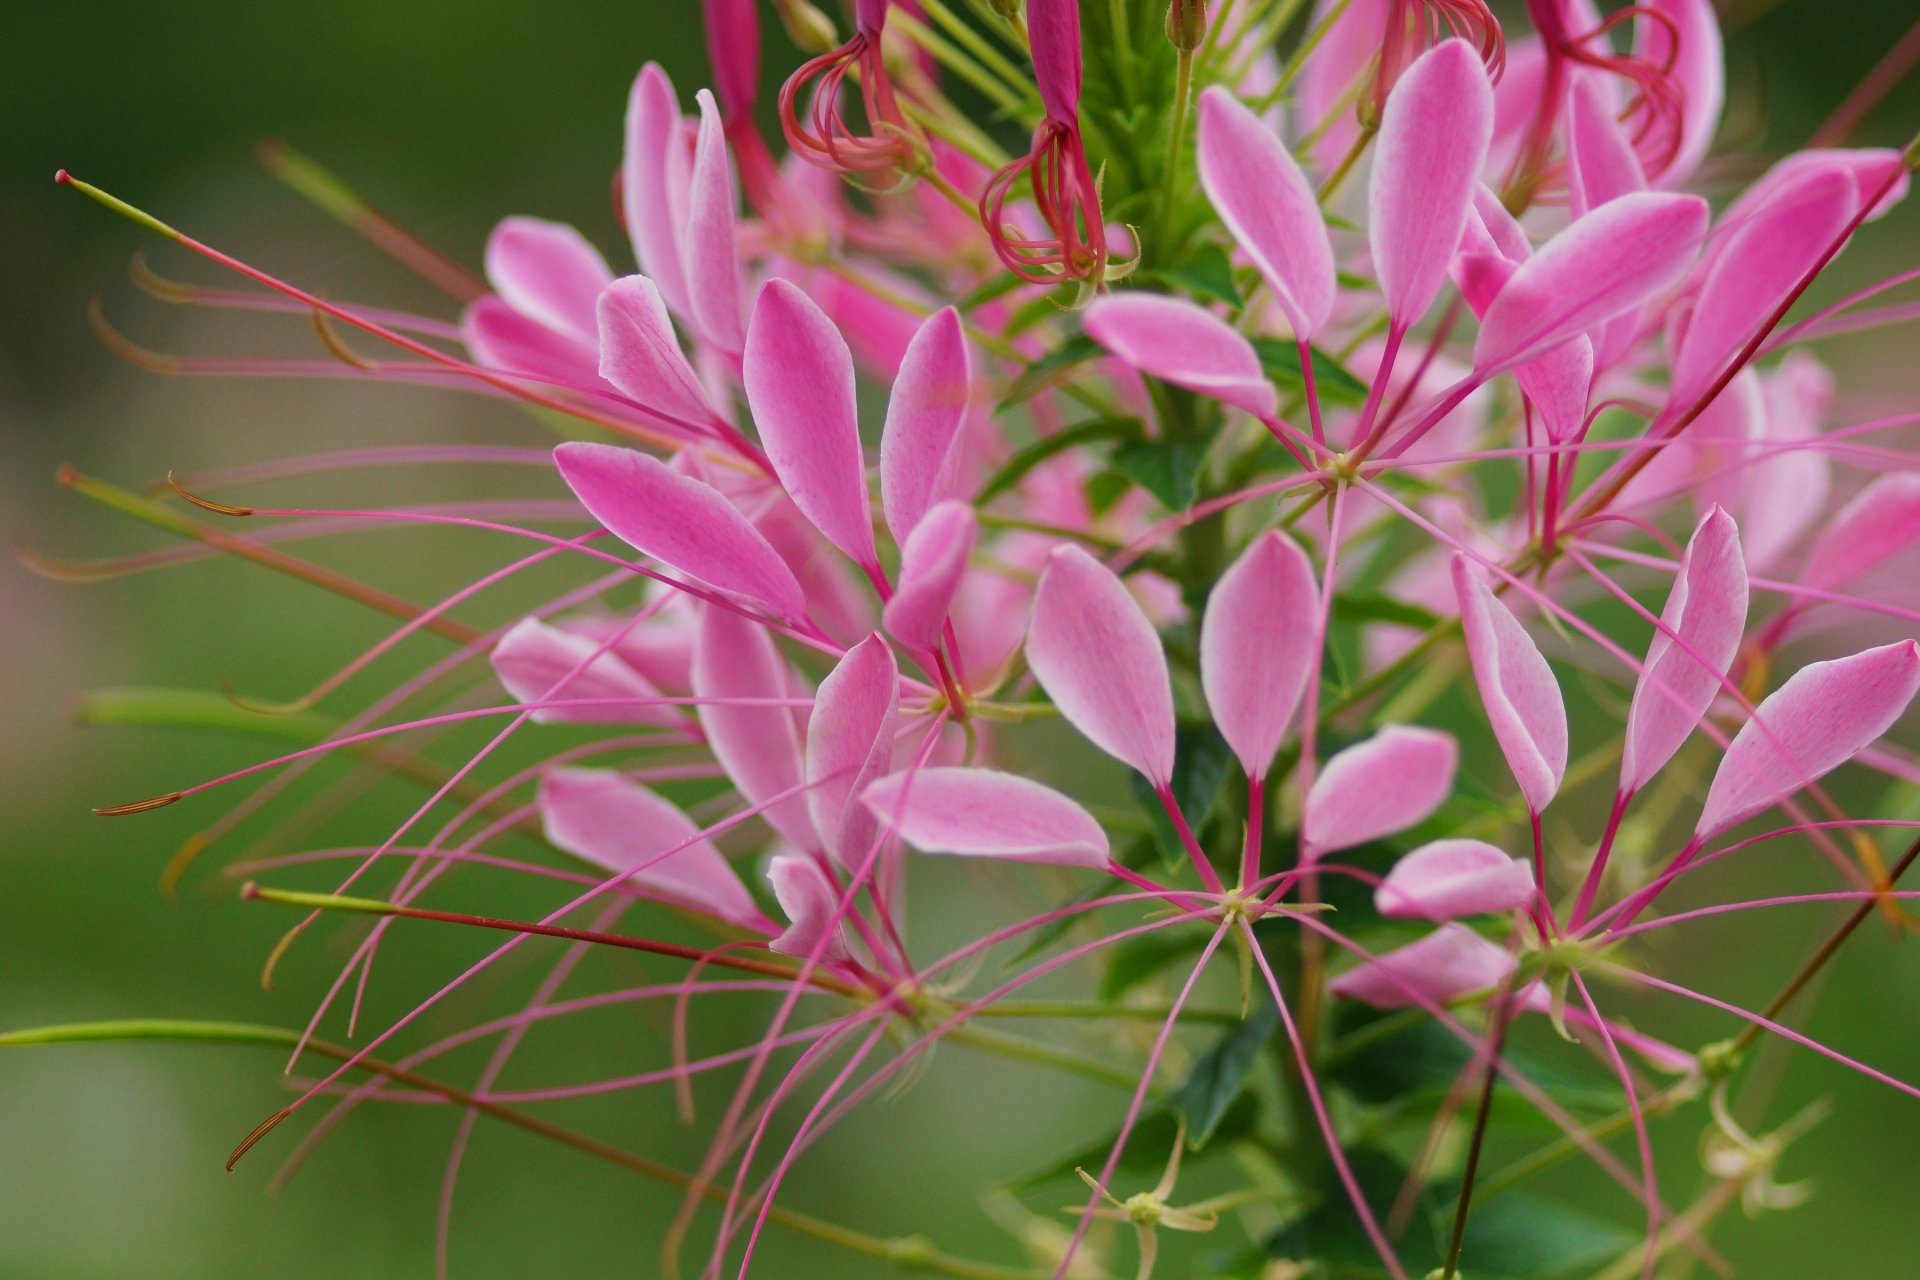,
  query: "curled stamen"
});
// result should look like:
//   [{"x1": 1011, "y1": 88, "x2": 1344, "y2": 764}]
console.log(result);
[
  {"x1": 778, "y1": 1, "x2": 923, "y2": 177},
  {"x1": 980, "y1": 120, "x2": 1111, "y2": 287}
]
